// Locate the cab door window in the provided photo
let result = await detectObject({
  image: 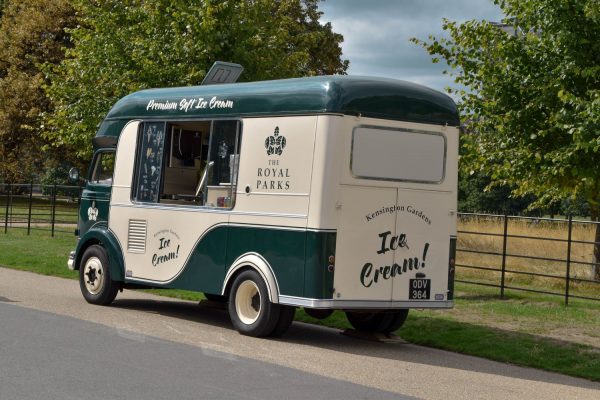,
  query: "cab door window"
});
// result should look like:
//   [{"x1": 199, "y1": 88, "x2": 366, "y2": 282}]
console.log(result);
[{"x1": 90, "y1": 151, "x2": 116, "y2": 185}]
